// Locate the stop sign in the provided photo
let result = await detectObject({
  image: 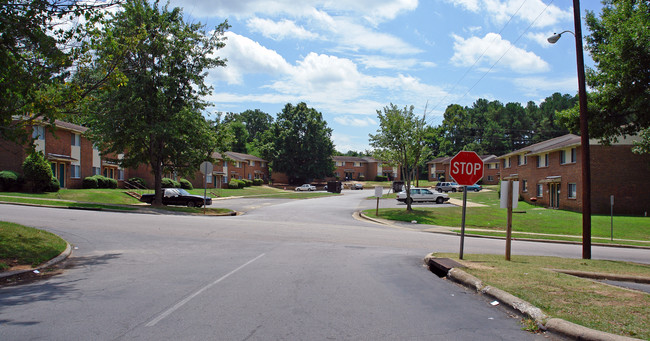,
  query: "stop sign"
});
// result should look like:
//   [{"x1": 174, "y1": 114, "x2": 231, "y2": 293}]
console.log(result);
[{"x1": 449, "y1": 151, "x2": 484, "y2": 185}]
